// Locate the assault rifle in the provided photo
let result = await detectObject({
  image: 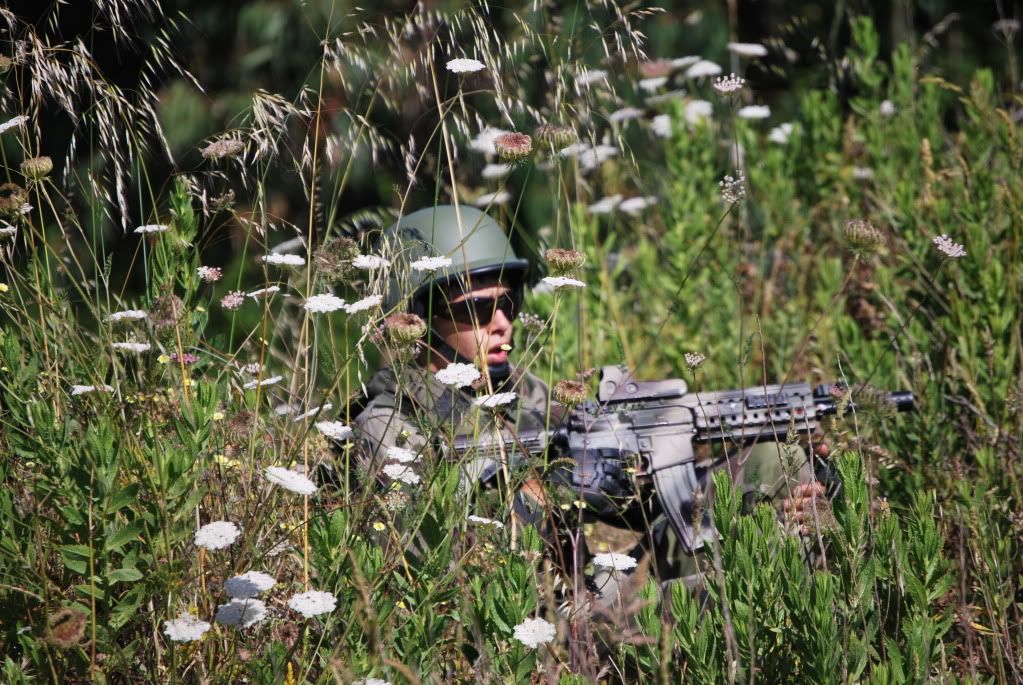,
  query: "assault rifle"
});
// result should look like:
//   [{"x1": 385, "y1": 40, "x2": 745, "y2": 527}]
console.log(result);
[{"x1": 455, "y1": 365, "x2": 915, "y2": 552}]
